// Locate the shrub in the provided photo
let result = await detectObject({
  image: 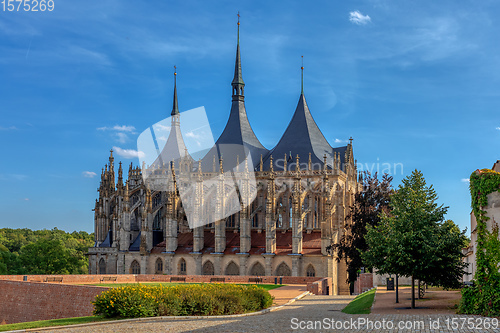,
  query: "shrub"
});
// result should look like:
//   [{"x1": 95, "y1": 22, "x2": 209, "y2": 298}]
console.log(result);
[{"x1": 93, "y1": 284, "x2": 274, "y2": 318}]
